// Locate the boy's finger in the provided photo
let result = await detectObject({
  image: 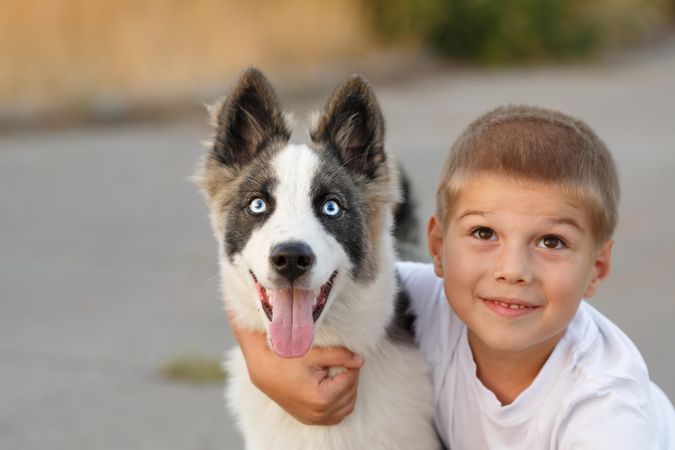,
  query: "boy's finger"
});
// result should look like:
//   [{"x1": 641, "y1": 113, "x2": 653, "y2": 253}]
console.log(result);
[
  {"x1": 308, "y1": 347, "x2": 365, "y2": 369},
  {"x1": 319, "y1": 383, "x2": 359, "y2": 425},
  {"x1": 317, "y1": 367, "x2": 359, "y2": 401}
]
